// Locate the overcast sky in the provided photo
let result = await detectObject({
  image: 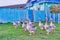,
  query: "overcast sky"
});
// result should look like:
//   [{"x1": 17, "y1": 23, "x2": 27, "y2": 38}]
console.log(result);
[{"x1": 0, "y1": 0, "x2": 28, "y2": 6}]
